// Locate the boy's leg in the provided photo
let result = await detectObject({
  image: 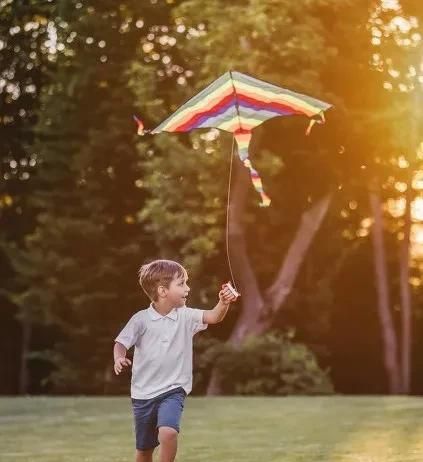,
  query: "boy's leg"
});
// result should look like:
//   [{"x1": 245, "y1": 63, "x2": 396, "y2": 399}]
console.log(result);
[
  {"x1": 132, "y1": 398, "x2": 160, "y2": 461},
  {"x1": 156, "y1": 388, "x2": 186, "y2": 462},
  {"x1": 157, "y1": 427, "x2": 178, "y2": 462},
  {"x1": 136, "y1": 448, "x2": 155, "y2": 462}
]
